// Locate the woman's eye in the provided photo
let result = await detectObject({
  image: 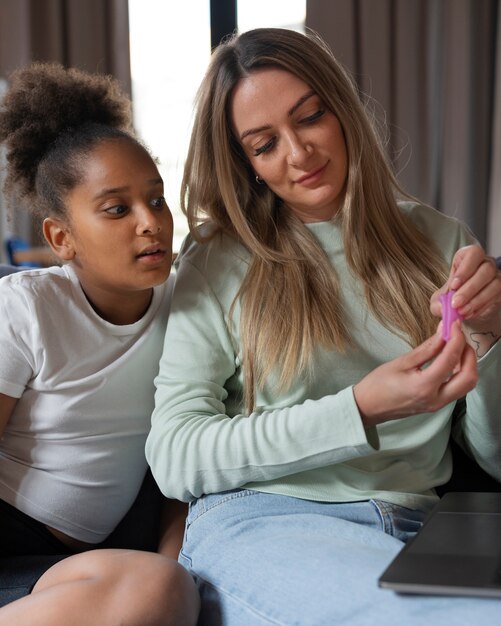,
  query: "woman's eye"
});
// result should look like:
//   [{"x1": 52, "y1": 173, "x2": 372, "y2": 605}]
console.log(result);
[
  {"x1": 105, "y1": 205, "x2": 128, "y2": 216},
  {"x1": 301, "y1": 109, "x2": 325, "y2": 124},
  {"x1": 151, "y1": 195, "x2": 166, "y2": 209},
  {"x1": 254, "y1": 138, "x2": 275, "y2": 156}
]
